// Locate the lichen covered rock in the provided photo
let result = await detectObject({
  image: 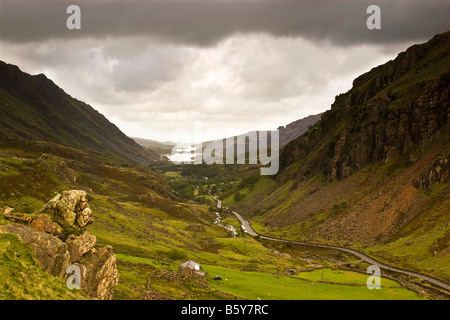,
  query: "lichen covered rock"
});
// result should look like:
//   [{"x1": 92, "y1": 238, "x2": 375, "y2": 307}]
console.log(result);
[
  {"x1": 0, "y1": 191, "x2": 118, "y2": 300},
  {"x1": 66, "y1": 232, "x2": 97, "y2": 263},
  {"x1": 75, "y1": 246, "x2": 119, "y2": 300},
  {"x1": 0, "y1": 224, "x2": 71, "y2": 278},
  {"x1": 40, "y1": 190, "x2": 94, "y2": 232},
  {"x1": 413, "y1": 153, "x2": 450, "y2": 190},
  {"x1": 32, "y1": 213, "x2": 63, "y2": 235}
]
